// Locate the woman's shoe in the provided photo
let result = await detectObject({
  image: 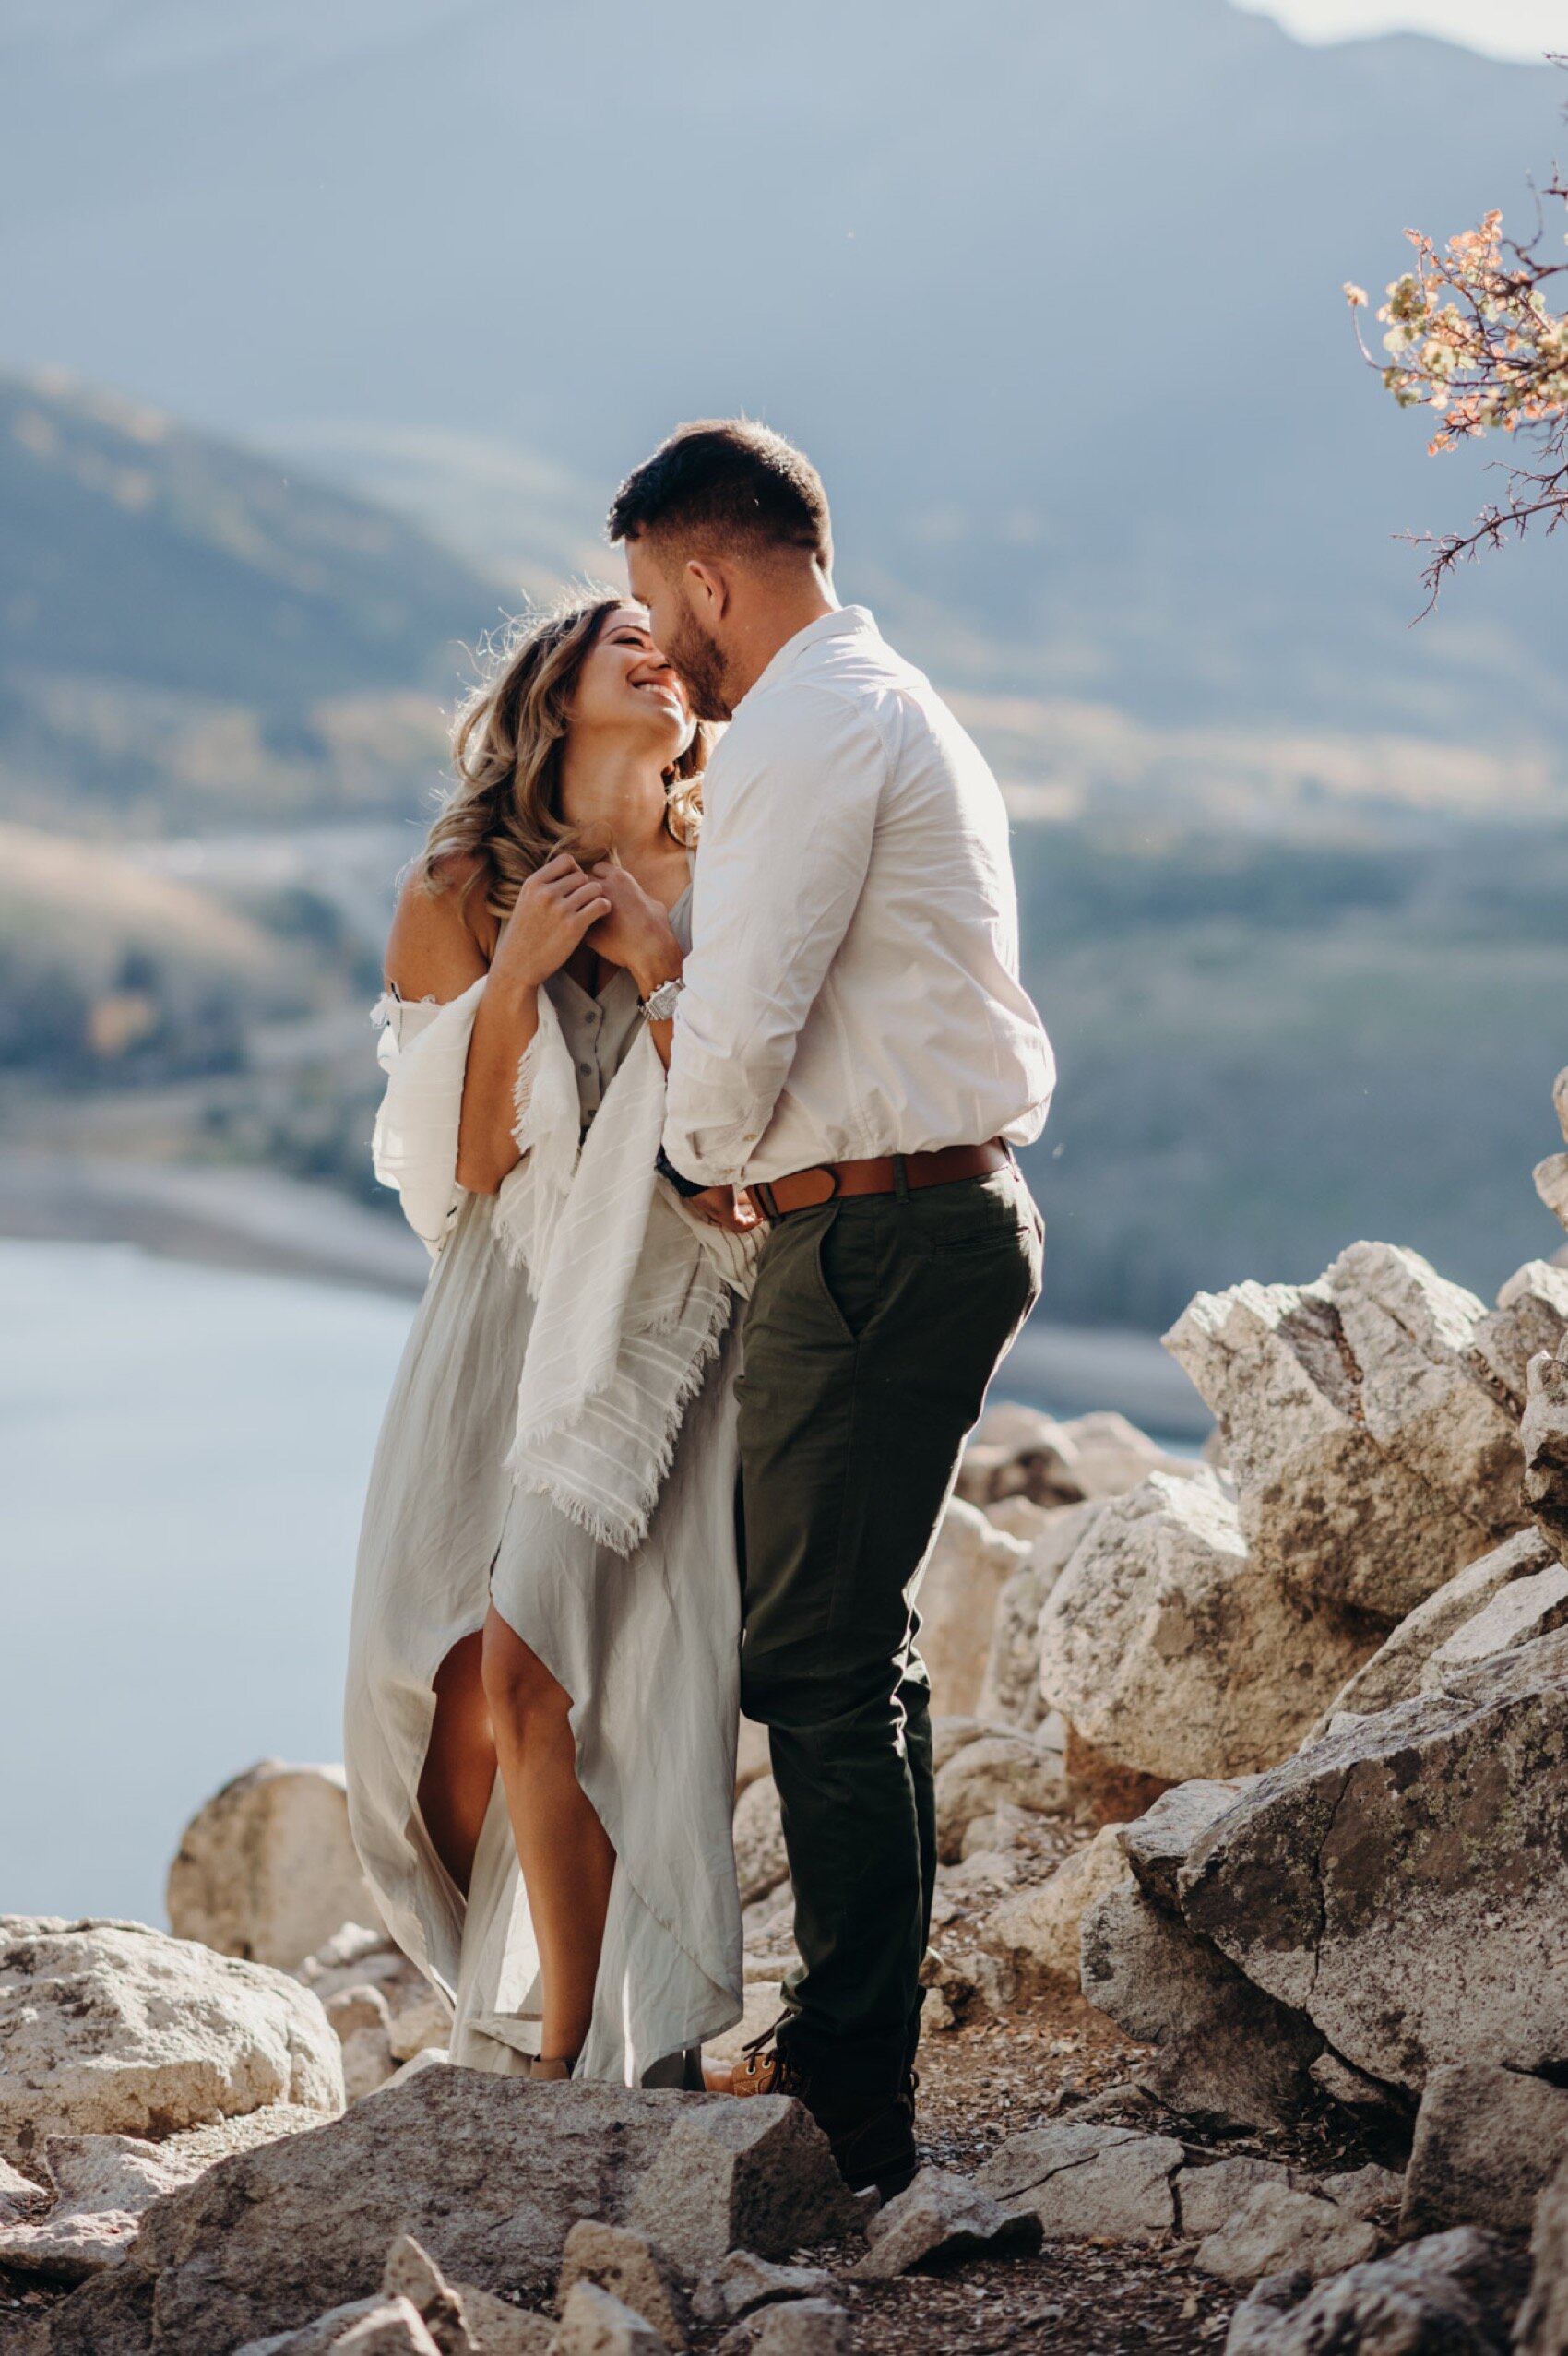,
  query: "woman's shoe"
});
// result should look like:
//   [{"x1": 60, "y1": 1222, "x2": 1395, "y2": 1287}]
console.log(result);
[{"x1": 529, "y1": 2055, "x2": 577, "y2": 2081}]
